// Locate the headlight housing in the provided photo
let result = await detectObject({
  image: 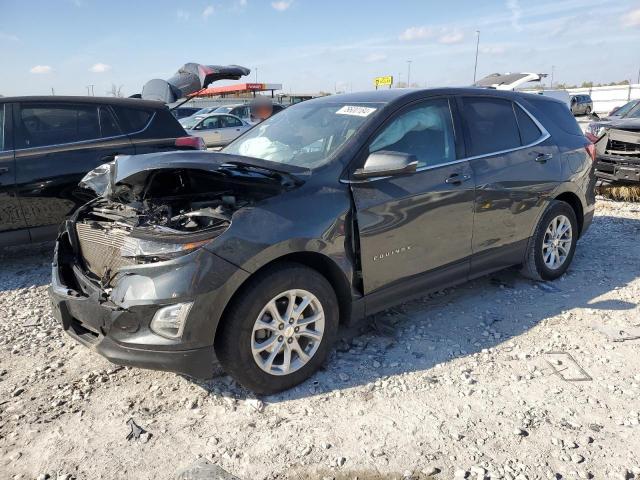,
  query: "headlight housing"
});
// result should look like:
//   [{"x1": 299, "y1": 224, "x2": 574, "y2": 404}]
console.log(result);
[
  {"x1": 122, "y1": 237, "x2": 209, "y2": 261},
  {"x1": 150, "y1": 302, "x2": 193, "y2": 339}
]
